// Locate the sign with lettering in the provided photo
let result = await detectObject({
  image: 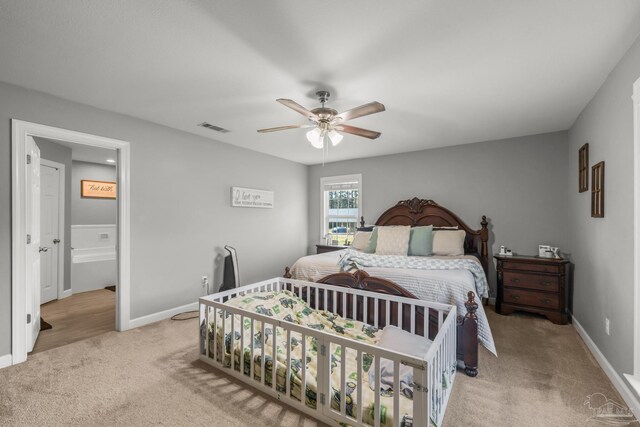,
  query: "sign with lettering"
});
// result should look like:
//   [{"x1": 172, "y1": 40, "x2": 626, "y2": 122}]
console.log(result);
[
  {"x1": 81, "y1": 180, "x2": 117, "y2": 199},
  {"x1": 231, "y1": 187, "x2": 274, "y2": 208}
]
